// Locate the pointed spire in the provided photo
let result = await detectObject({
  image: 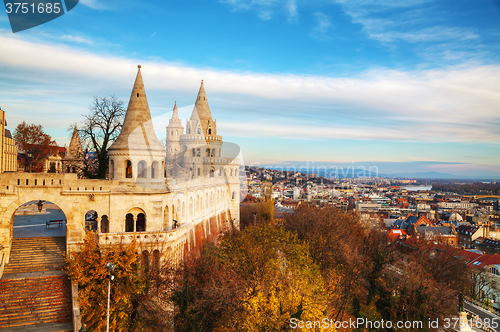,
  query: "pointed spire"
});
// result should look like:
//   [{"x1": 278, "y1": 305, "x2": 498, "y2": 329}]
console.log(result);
[
  {"x1": 65, "y1": 124, "x2": 83, "y2": 159},
  {"x1": 172, "y1": 101, "x2": 179, "y2": 119},
  {"x1": 168, "y1": 101, "x2": 183, "y2": 128},
  {"x1": 191, "y1": 79, "x2": 213, "y2": 121},
  {"x1": 109, "y1": 65, "x2": 164, "y2": 152}
]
